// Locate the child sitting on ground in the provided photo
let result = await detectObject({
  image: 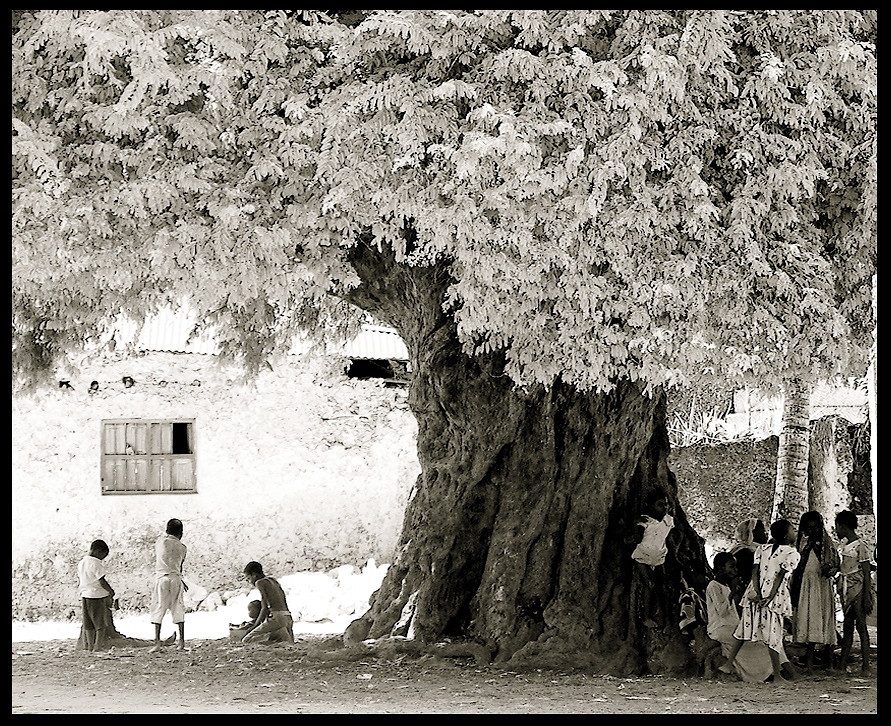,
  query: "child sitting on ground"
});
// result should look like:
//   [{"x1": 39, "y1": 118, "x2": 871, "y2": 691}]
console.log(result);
[
  {"x1": 705, "y1": 551, "x2": 794, "y2": 682},
  {"x1": 229, "y1": 600, "x2": 263, "y2": 643}
]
